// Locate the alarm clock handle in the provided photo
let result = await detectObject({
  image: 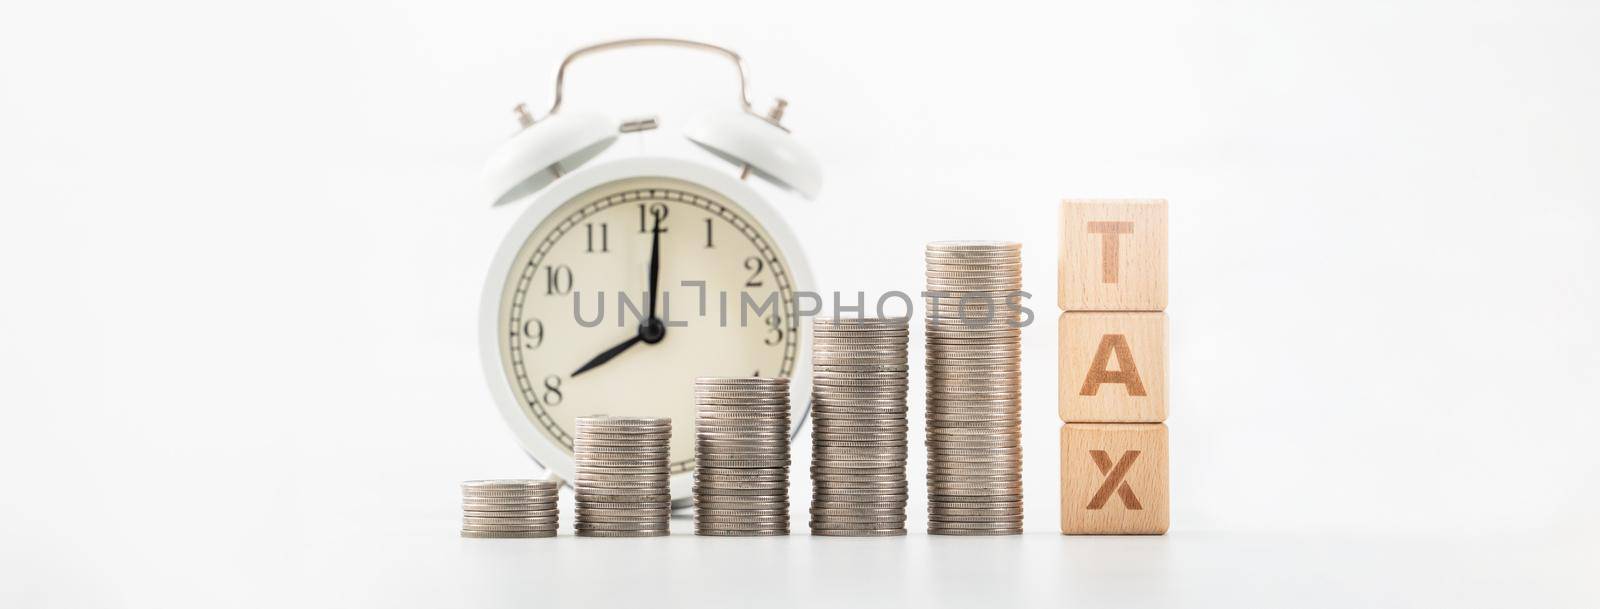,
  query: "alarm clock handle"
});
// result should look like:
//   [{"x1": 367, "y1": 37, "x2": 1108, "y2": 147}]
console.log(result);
[{"x1": 541, "y1": 38, "x2": 756, "y2": 120}]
